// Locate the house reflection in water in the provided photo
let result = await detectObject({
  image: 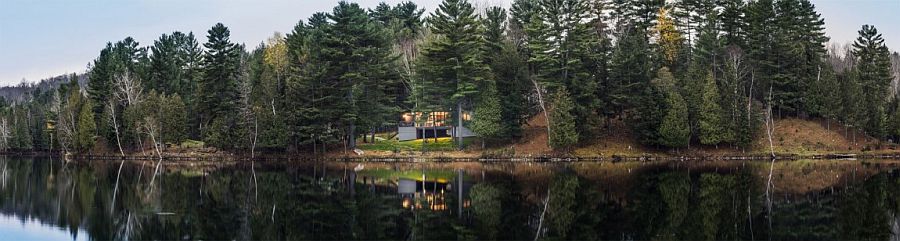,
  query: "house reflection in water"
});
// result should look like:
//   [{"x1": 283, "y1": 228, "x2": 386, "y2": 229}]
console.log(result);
[{"x1": 397, "y1": 177, "x2": 471, "y2": 211}]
